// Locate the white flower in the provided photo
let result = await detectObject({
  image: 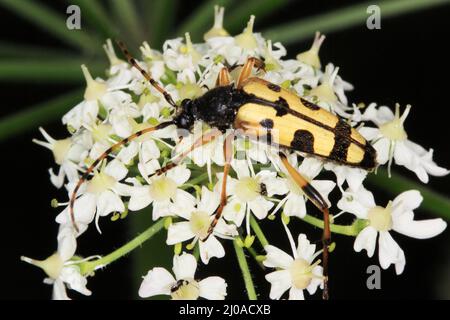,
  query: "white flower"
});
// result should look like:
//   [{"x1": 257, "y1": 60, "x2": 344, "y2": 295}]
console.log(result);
[
  {"x1": 62, "y1": 65, "x2": 132, "y2": 131},
  {"x1": 264, "y1": 229, "x2": 323, "y2": 300},
  {"x1": 56, "y1": 159, "x2": 131, "y2": 233},
  {"x1": 21, "y1": 224, "x2": 91, "y2": 300},
  {"x1": 324, "y1": 161, "x2": 367, "y2": 192},
  {"x1": 139, "y1": 253, "x2": 227, "y2": 300},
  {"x1": 174, "y1": 123, "x2": 225, "y2": 182},
  {"x1": 128, "y1": 164, "x2": 195, "y2": 220},
  {"x1": 33, "y1": 127, "x2": 90, "y2": 188},
  {"x1": 273, "y1": 155, "x2": 335, "y2": 218},
  {"x1": 338, "y1": 187, "x2": 447, "y2": 274},
  {"x1": 167, "y1": 186, "x2": 237, "y2": 264},
  {"x1": 222, "y1": 160, "x2": 286, "y2": 232},
  {"x1": 359, "y1": 103, "x2": 449, "y2": 182}
]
